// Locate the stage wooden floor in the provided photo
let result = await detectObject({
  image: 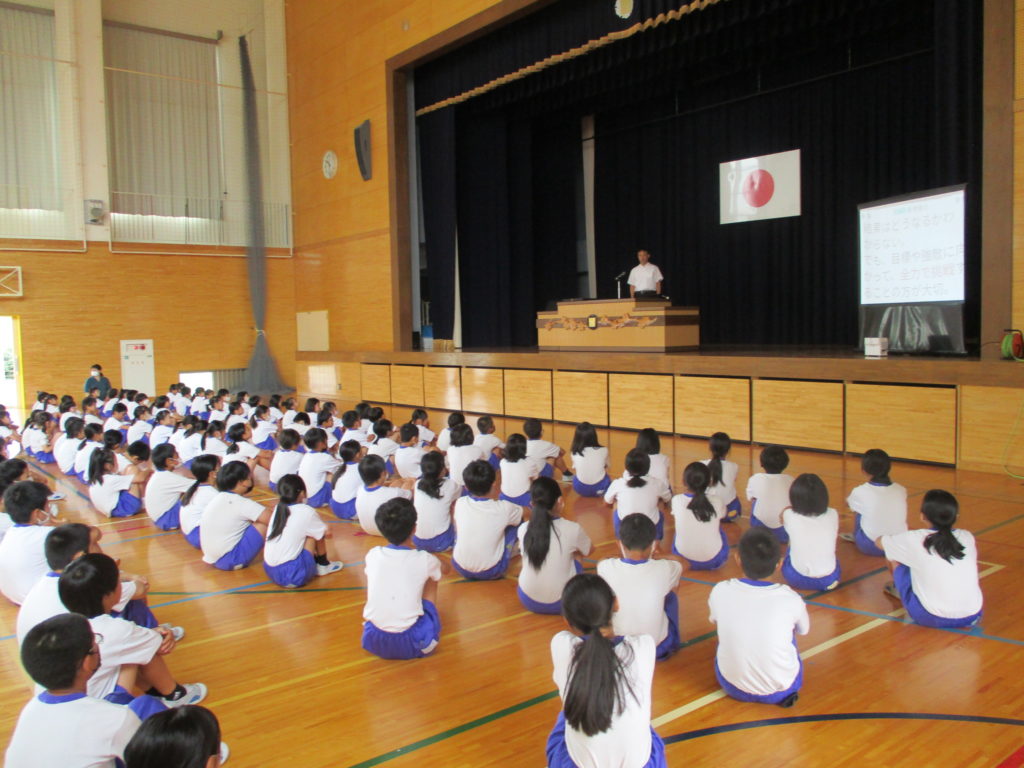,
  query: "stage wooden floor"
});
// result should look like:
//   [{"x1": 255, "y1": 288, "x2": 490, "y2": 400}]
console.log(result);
[{"x1": 2, "y1": 411, "x2": 1023, "y2": 767}]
